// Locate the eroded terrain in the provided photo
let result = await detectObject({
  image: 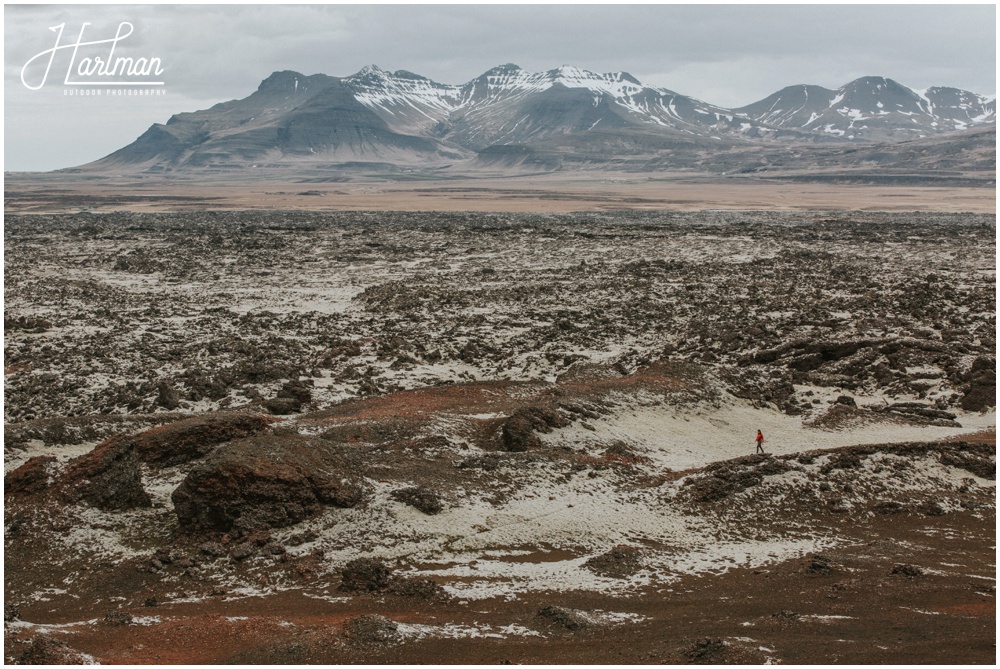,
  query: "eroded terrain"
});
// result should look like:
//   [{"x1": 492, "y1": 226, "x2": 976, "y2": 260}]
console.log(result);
[{"x1": 4, "y1": 211, "x2": 995, "y2": 664}]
